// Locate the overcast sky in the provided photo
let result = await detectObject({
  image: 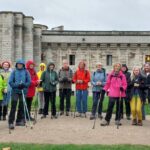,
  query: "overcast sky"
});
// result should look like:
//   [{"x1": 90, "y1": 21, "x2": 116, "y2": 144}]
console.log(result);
[{"x1": 1, "y1": 0, "x2": 150, "y2": 31}]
